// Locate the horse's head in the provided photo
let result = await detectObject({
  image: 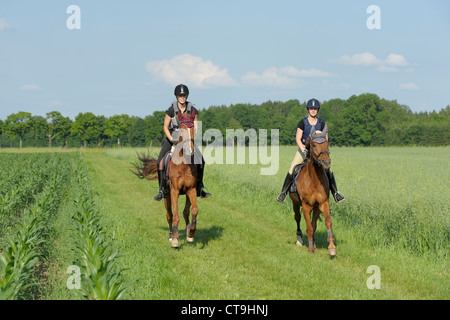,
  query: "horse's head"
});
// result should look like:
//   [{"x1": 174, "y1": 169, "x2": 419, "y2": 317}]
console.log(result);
[
  {"x1": 308, "y1": 125, "x2": 331, "y2": 170},
  {"x1": 178, "y1": 122, "x2": 195, "y2": 157}
]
